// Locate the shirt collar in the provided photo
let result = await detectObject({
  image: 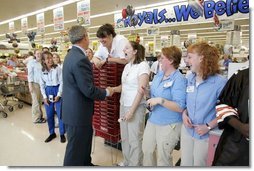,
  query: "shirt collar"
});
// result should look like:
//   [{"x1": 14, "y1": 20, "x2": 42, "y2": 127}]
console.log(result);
[
  {"x1": 110, "y1": 35, "x2": 117, "y2": 54},
  {"x1": 189, "y1": 73, "x2": 216, "y2": 85},
  {"x1": 160, "y1": 69, "x2": 179, "y2": 81},
  {"x1": 73, "y1": 45, "x2": 87, "y2": 56}
]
